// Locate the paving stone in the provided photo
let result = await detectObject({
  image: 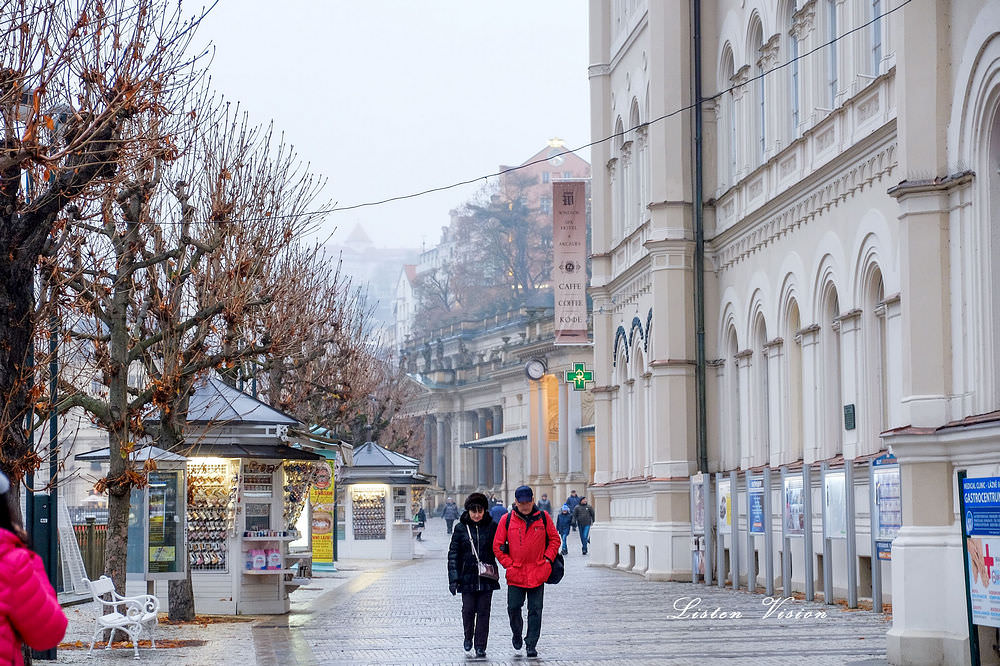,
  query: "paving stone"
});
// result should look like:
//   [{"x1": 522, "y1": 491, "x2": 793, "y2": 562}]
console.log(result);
[{"x1": 53, "y1": 517, "x2": 889, "y2": 664}]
